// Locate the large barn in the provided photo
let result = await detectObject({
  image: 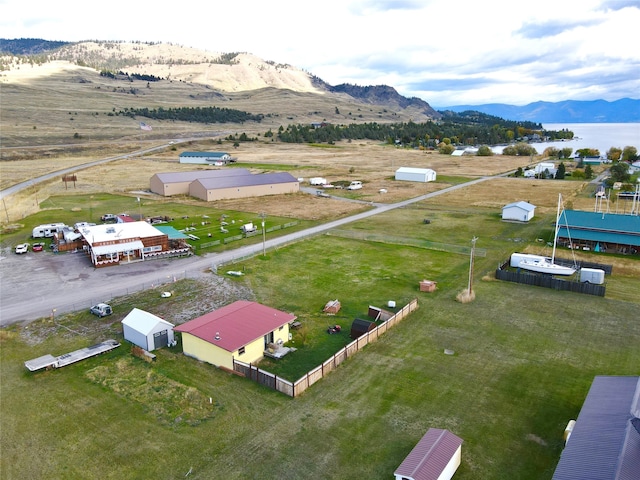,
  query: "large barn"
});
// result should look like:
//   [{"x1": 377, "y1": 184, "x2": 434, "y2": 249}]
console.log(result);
[
  {"x1": 175, "y1": 301, "x2": 296, "y2": 370},
  {"x1": 395, "y1": 167, "x2": 437, "y2": 183},
  {"x1": 149, "y1": 169, "x2": 251, "y2": 196},
  {"x1": 189, "y1": 172, "x2": 299, "y2": 202},
  {"x1": 149, "y1": 168, "x2": 251, "y2": 197},
  {"x1": 556, "y1": 210, "x2": 640, "y2": 255}
]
